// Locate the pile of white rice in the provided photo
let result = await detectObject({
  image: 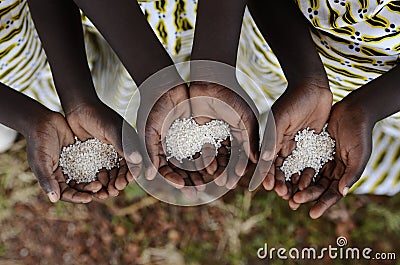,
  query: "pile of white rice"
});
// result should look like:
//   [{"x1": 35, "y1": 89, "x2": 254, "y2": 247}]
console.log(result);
[
  {"x1": 280, "y1": 126, "x2": 335, "y2": 181},
  {"x1": 165, "y1": 118, "x2": 231, "y2": 162},
  {"x1": 59, "y1": 137, "x2": 119, "y2": 184}
]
